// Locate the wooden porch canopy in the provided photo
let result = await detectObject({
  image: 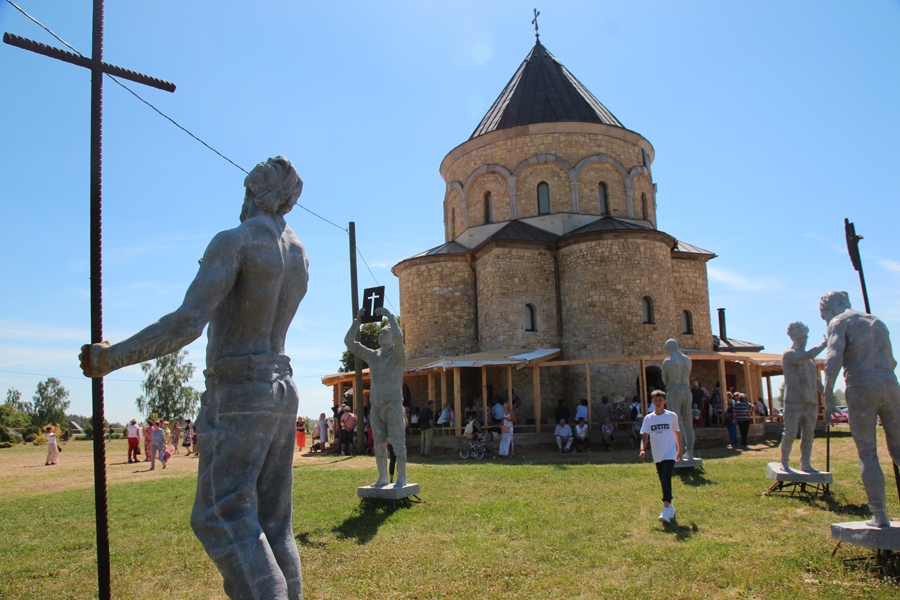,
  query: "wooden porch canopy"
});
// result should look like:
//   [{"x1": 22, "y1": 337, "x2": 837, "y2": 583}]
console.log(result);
[{"x1": 320, "y1": 348, "x2": 561, "y2": 436}]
